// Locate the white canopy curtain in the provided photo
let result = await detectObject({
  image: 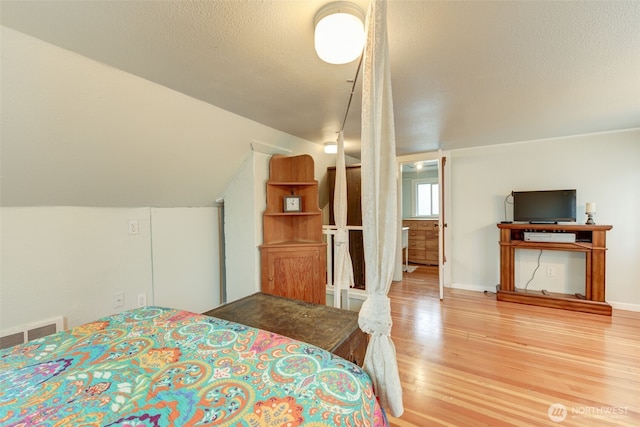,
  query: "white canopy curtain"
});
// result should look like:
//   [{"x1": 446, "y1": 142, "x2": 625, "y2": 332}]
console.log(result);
[
  {"x1": 357, "y1": 0, "x2": 404, "y2": 418},
  {"x1": 332, "y1": 131, "x2": 355, "y2": 309}
]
